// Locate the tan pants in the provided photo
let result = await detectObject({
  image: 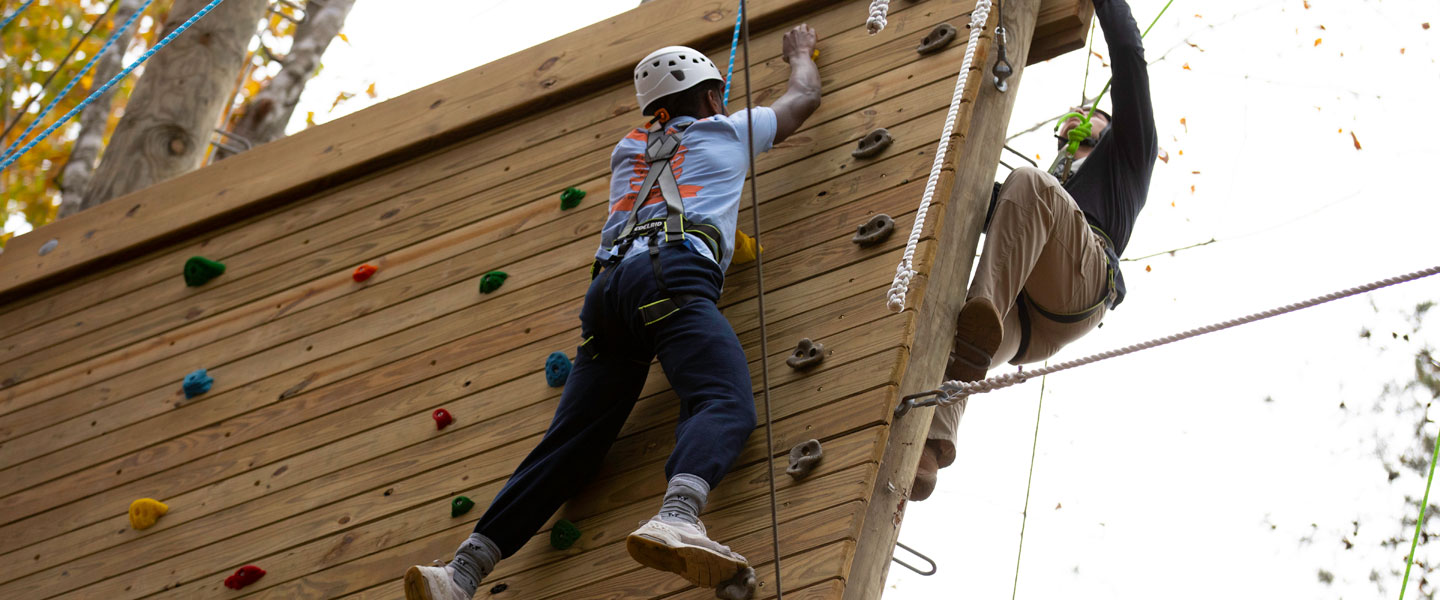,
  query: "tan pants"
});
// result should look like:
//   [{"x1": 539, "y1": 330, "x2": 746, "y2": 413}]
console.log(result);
[{"x1": 928, "y1": 166, "x2": 1113, "y2": 468}]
